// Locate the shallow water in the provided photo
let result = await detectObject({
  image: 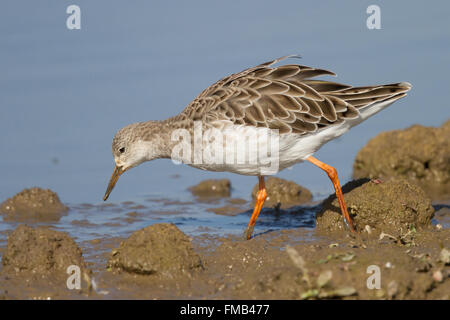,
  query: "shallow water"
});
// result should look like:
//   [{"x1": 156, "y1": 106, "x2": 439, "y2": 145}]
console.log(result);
[
  {"x1": 0, "y1": 193, "x2": 318, "y2": 247},
  {"x1": 1, "y1": 1, "x2": 449, "y2": 243}
]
